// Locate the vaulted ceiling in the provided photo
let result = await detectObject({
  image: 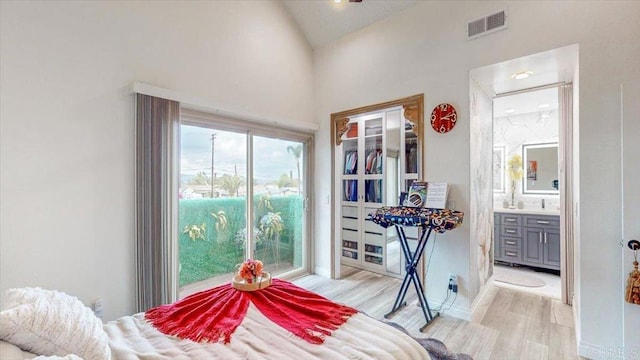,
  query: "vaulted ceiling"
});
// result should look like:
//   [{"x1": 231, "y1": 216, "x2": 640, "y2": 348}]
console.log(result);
[
  {"x1": 281, "y1": 0, "x2": 417, "y2": 49},
  {"x1": 282, "y1": 1, "x2": 577, "y2": 114}
]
